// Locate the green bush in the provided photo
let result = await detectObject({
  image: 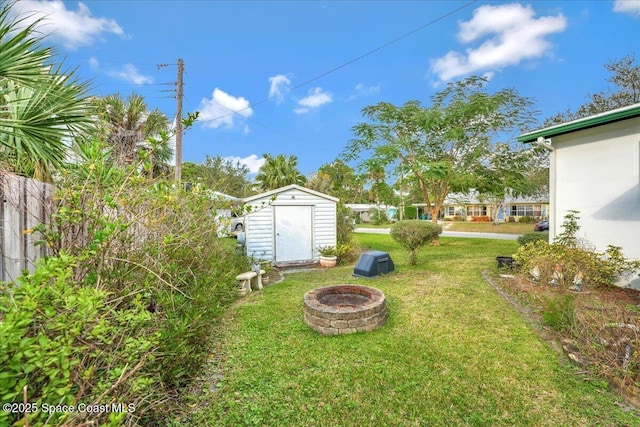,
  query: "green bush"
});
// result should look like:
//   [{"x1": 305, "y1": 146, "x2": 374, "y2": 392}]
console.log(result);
[
  {"x1": 370, "y1": 208, "x2": 389, "y2": 225},
  {"x1": 390, "y1": 220, "x2": 442, "y2": 265},
  {"x1": 0, "y1": 254, "x2": 156, "y2": 427},
  {"x1": 6, "y1": 139, "x2": 252, "y2": 425},
  {"x1": 542, "y1": 294, "x2": 577, "y2": 332},
  {"x1": 336, "y1": 202, "x2": 357, "y2": 263},
  {"x1": 404, "y1": 205, "x2": 418, "y2": 220},
  {"x1": 517, "y1": 232, "x2": 549, "y2": 246},
  {"x1": 514, "y1": 211, "x2": 640, "y2": 289},
  {"x1": 518, "y1": 216, "x2": 534, "y2": 223}
]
